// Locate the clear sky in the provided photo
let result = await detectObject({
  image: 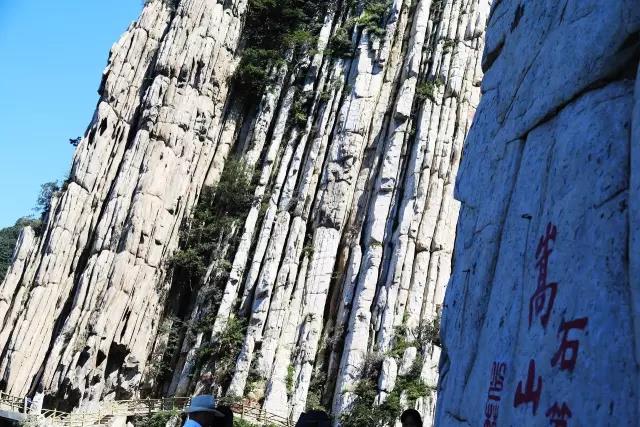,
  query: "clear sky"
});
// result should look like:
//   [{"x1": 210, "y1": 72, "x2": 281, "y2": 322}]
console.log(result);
[{"x1": 0, "y1": 1, "x2": 142, "y2": 228}]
